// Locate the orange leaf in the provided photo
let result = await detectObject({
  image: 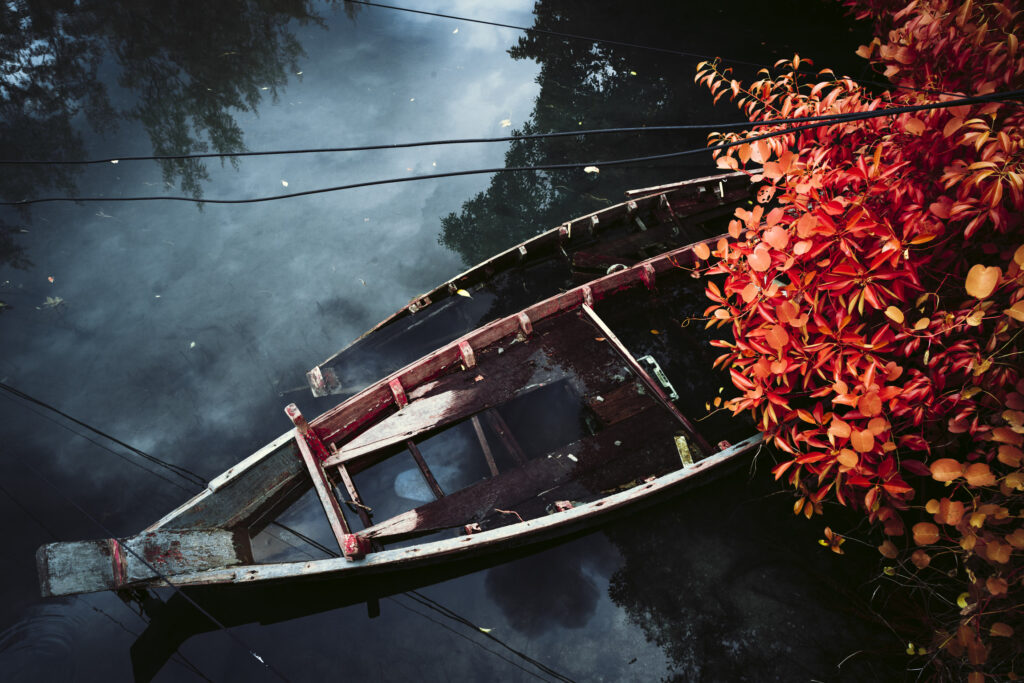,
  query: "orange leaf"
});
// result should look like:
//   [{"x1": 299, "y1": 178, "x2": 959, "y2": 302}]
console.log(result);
[
  {"x1": 764, "y1": 225, "x2": 790, "y2": 250},
  {"x1": 990, "y1": 622, "x2": 1014, "y2": 638},
  {"x1": 929, "y1": 458, "x2": 963, "y2": 482},
  {"x1": 964, "y1": 462, "x2": 995, "y2": 486},
  {"x1": 904, "y1": 117, "x2": 926, "y2": 135},
  {"x1": 910, "y1": 549, "x2": 930, "y2": 568},
  {"x1": 912, "y1": 522, "x2": 940, "y2": 546},
  {"x1": 694, "y1": 242, "x2": 711, "y2": 260},
  {"x1": 878, "y1": 539, "x2": 898, "y2": 559},
  {"x1": 829, "y1": 418, "x2": 852, "y2": 439},
  {"x1": 986, "y1": 577, "x2": 1008, "y2": 596},
  {"x1": 965, "y1": 264, "x2": 1001, "y2": 299},
  {"x1": 884, "y1": 306, "x2": 904, "y2": 324},
  {"x1": 858, "y1": 392, "x2": 883, "y2": 417},
  {"x1": 748, "y1": 243, "x2": 772, "y2": 272},
  {"x1": 837, "y1": 449, "x2": 859, "y2": 468},
  {"x1": 934, "y1": 498, "x2": 965, "y2": 525},
  {"x1": 851, "y1": 429, "x2": 874, "y2": 453}
]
